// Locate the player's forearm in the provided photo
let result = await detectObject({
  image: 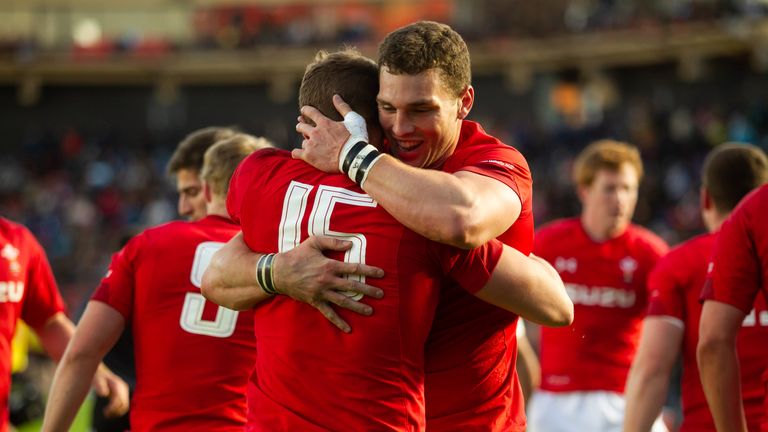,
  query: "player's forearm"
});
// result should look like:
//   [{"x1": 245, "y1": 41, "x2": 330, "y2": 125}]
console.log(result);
[
  {"x1": 42, "y1": 350, "x2": 102, "y2": 431},
  {"x1": 201, "y1": 234, "x2": 271, "y2": 310},
  {"x1": 515, "y1": 334, "x2": 540, "y2": 406},
  {"x1": 363, "y1": 156, "x2": 509, "y2": 248},
  {"x1": 623, "y1": 366, "x2": 670, "y2": 432},
  {"x1": 36, "y1": 312, "x2": 76, "y2": 362},
  {"x1": 697, "y1": 338, "x2": 747, "y2": 432},
  {"x1": 475, "y1": 249, "x2": 573, "y2": 326}
]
